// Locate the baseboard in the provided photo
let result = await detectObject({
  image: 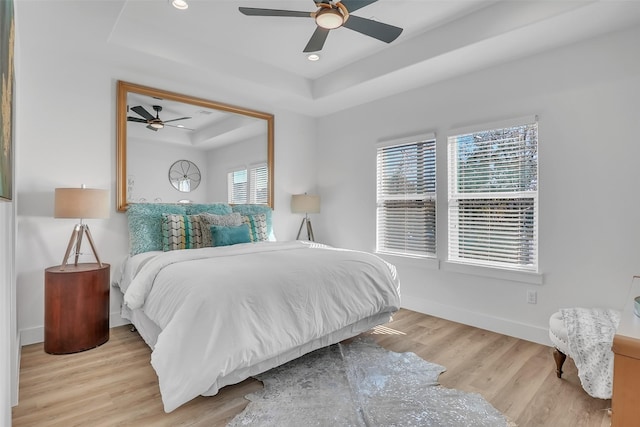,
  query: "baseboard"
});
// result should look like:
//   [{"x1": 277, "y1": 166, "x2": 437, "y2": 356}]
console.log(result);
[
  {"x1": 400, "y1": 295, "x2": 551, "y2": 346},
  {"x1": 110, "y1": 310, "x2": 131, "y2": 328},
  {"x1": 20, "y1": 304, "x2": 548, "y2": 348},
  {"x1": 19, "y1": 326, "x2": 42, "y2": 347},
  {"x1": 19, "y1": 311, "x2": 132, "y2": 347}
]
